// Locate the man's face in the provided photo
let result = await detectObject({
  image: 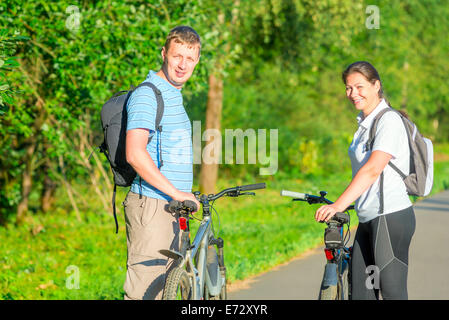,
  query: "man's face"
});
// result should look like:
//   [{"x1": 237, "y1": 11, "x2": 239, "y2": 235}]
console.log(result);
[{"x1": 161, "y1": 40, "x2": 200, "y2": 89}]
